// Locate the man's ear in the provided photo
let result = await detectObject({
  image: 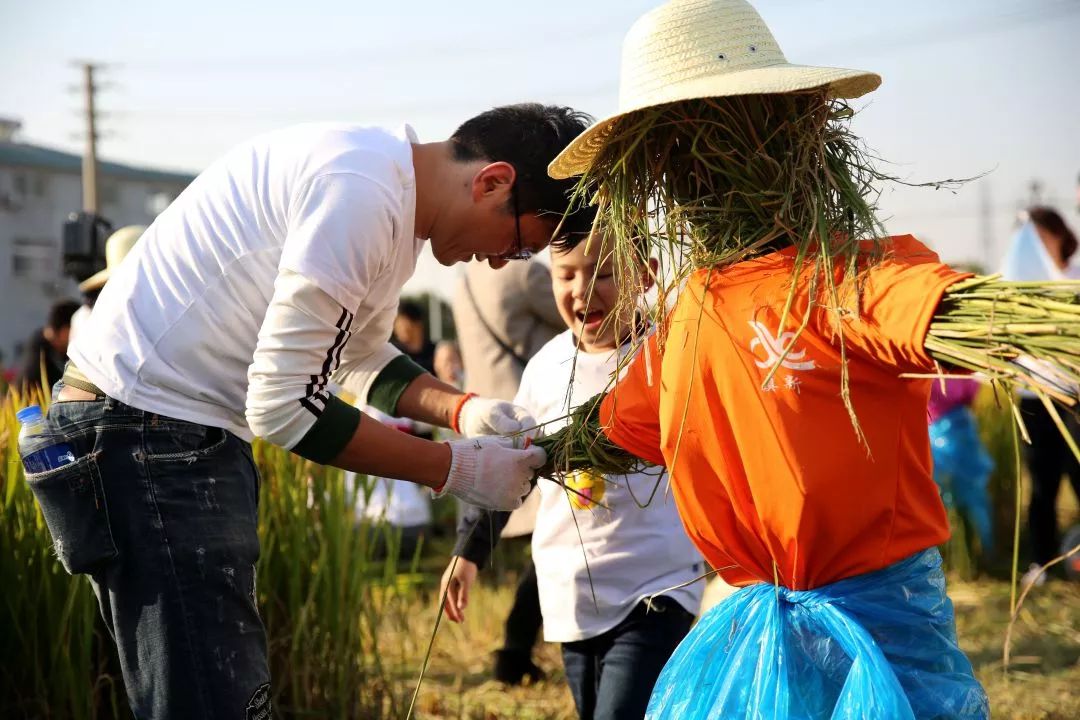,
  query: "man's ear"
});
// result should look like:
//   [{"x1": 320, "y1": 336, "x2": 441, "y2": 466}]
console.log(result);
[{"x1": 470, "y1": 161, "x2": 515, "y2": 203}]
